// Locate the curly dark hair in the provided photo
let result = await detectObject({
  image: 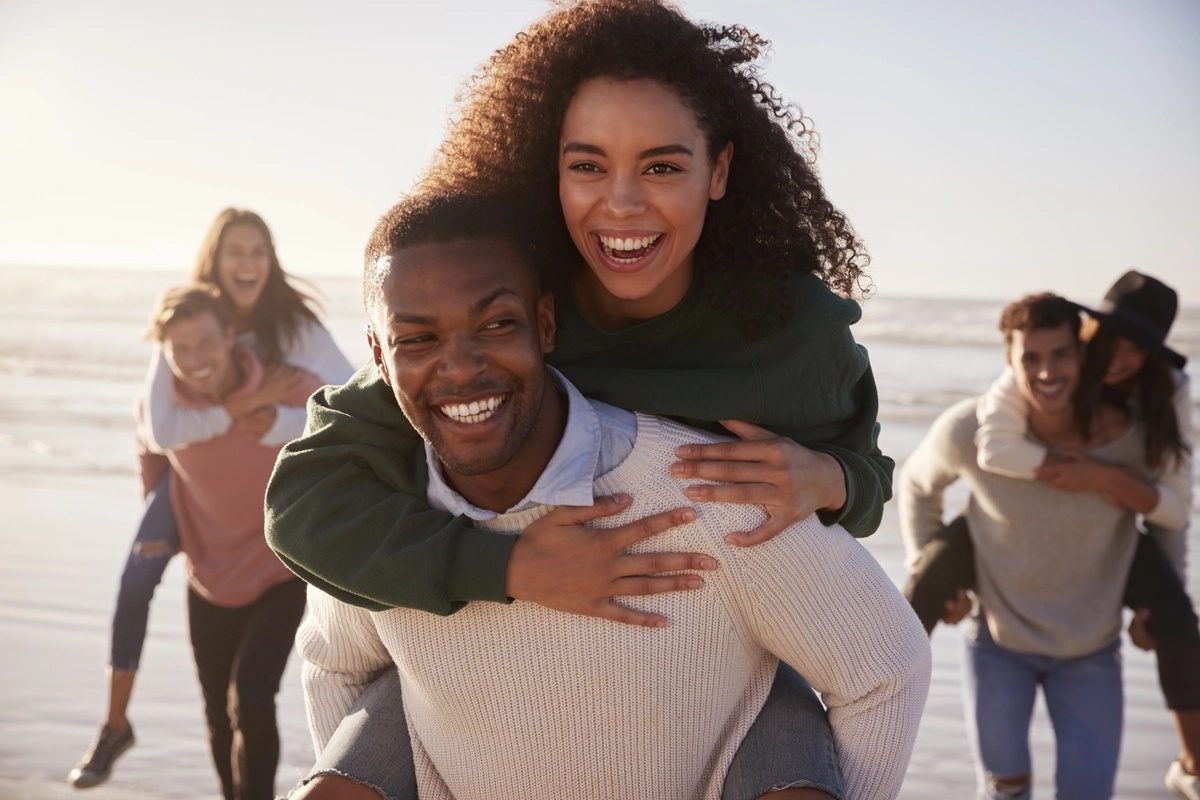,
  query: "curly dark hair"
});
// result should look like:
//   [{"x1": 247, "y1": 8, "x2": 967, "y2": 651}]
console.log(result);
[
  {"x1": 419, "y1": 0, "x2": 872, "y2": 339},
  {"x1": 191, "y1": 208, "x2": 321, "y2": 365}
]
